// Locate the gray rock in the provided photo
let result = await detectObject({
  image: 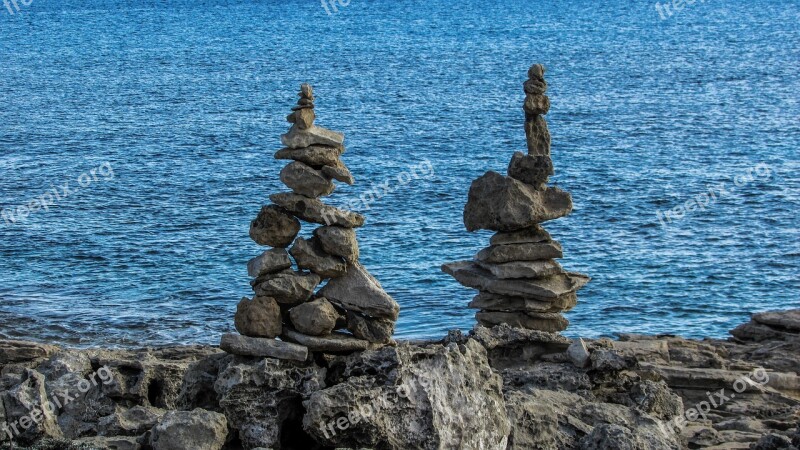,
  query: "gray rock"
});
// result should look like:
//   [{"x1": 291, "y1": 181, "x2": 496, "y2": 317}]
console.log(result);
[
  {"x1": 282, "y1": 328, "x2": 374, "y2": 353},
  {"x1": 270, "y1": 192, "x2": 365, "y2": 228},
  {"x1": 490, "y1": 224, "x2": 551, "y2": 245},
  {"x1": 477, "y1": 259, "x2": 563, "y2": 279},
  {"x1": 476, "y1": 241, "x2": 563, "y2": 263},
  {"x1": 150, "y1": 408, "x2": 228, "y2": 450},
  {"x1": 528, "y1": 63, "x2": 545, "y2": 79},
  {"x1": 321, "y1": 161, "x2": 355, "y2": 185},
  {"x1": 279, "y1": 161, "x2": 335, "y2": 198},
  {"x1": 753, "y1": 309, "x2": 800, "y2": 332},
  {"x1": 281, "y1": 124, "x2": 344, "y2": 149},
  {"x1": 567, "y1": 338, "x2": 590, "y2": 368},
  {"x1": 463, "y1": 171, "x2": 572, "y2": 232},
  {"x1": 293, "y1": 107, "x2": 315, "y2": 129},
  {"x1": 253, "y1": 269, "x2": 321, "y2": 305},
  {"x1": 523, "y1": 78, "x2": 547, "y2": 95},
  {"x1": 318, "y1": 262, "x2": 400, "y2": 320},
  {"x1": 0, "y1": 340, "x2": 56, "y2": 365},
  {"x1": 507, "y1": 151, "x2": 554, "y2": 187},
  {"x1": 98, "y1": 405, "x2": 165, "y2": 436},
  {"x1": 443, "y1": 261, "x2": 589, "y2": 299},
  {"x1": 476, "y1": 311, "x2": 569, "y2": 332},
  {"x1": 289, "y1": 237, "x2": 347, "y2": 278},
  {"x1": 579, "y1": 424, "x2": 646, "y2": 450},
  {"x1": 523, "y1": 94, "x2": 550, "y2": 115},
  {"x1": 249, "y1": 205, "x2": 301, "y2": 248},
  {"x1": 469, "y1": 292, "x2": 577, "y2": 313},
  {"x1": 219, "y1": 333, "x2": 308, "y2": 361},
  {"x1": 274, "y1": 145, "x2": 342, "y2": 167},
  {"x1": 289, "y1": 298, "x2": 339, "y2": 336},
  {"x1": 0, "y1": 369, "x2": 62, "y2": 442},
  {"x1": 234, "y1": 296, "x2": 282, "y2": 338},
  {"x1": 76, "y1": 436, "x2": 141, "y2": 449},
  {"x1": 246, "y1": 248, "x2": 292, "y2": 278},
  {"x1": 346, "y1": 311, "x2": 395, "y2": 343},
  {"x1": 525, "y1": 115, "x2": 551, "y2": 156},
  {"x1": 314, "y1": 225, "x2": 359, "y2": 262}
]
